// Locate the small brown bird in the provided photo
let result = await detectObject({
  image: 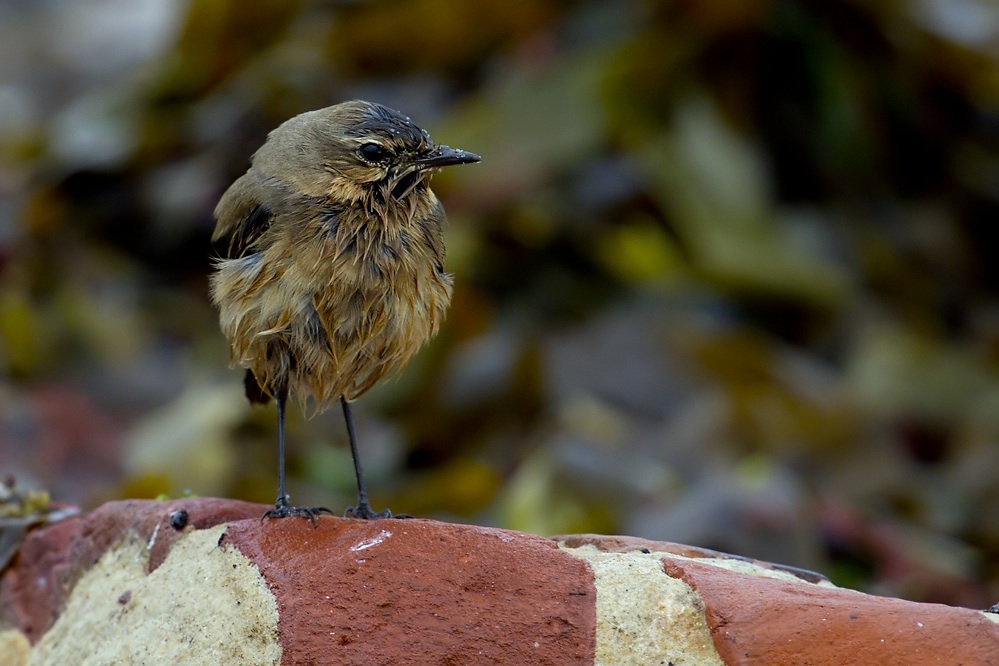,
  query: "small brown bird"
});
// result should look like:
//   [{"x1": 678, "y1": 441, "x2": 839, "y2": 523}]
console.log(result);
[{"x1": 210, "y1": 100, "x2": 479, "y2": 522}]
